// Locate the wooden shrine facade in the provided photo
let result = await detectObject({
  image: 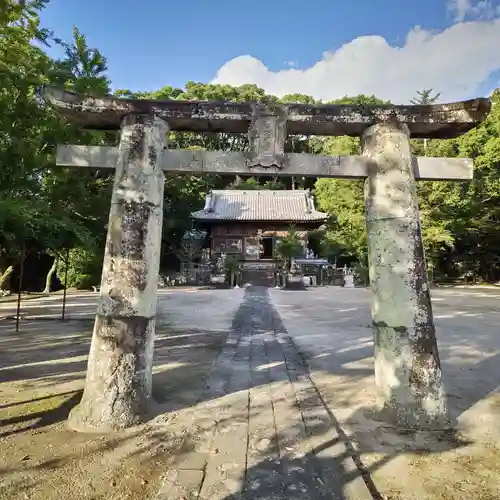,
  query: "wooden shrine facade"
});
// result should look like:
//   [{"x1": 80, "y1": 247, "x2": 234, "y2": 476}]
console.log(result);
[{"x1": 191, "y1": 189, "x2": 327, "y2": 265}]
